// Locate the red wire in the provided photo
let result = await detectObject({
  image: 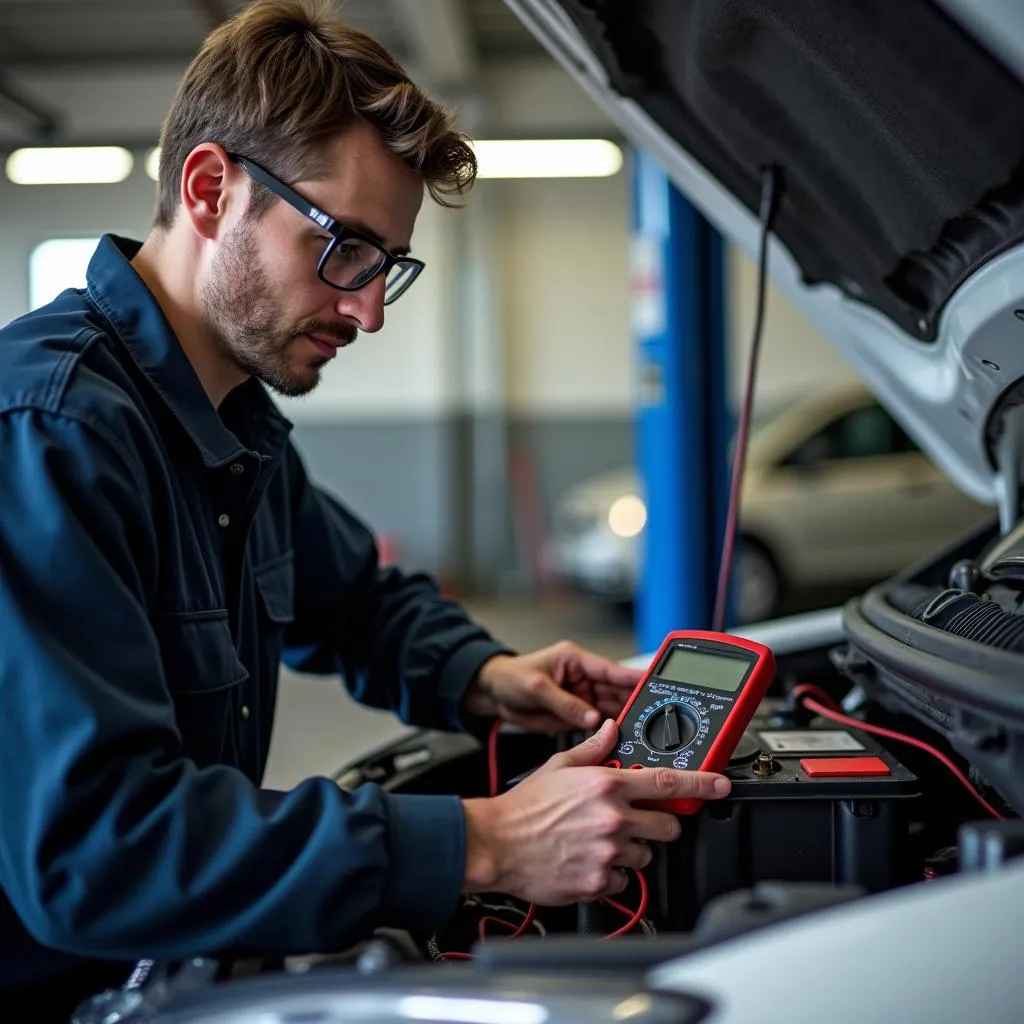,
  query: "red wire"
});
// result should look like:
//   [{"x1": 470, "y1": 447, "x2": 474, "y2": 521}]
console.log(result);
[
  {"x1": 601, "y1": 896, "x2": 635, "y2": 918},
  {"x1": 790, "y1": 683, "x2": 841, "y2": 712},
  {"x1": 442, "y1": 952, "x2": 474, "y2": 961},
  {"x1": 478, "y1": 915, "x2": 516, "y2": 941},
  {"x1": 602, "y1": 869, "x2": 648, "y2": 940},
  {"x1": 713, "y1": 170, "x2": 780, "y2": 631},
  {"x1": 487, "y1": 718, "x2": 502, "y2": 798},
  {"x1": 797, "y1": 694, "x2": 1005, "y2": 821},
  {"x1": 506, "y1": 902, "x2": 537, "y2": 939},
  {"x1": 713, "y1": 364, "x2": 757, "y2": 632}
]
